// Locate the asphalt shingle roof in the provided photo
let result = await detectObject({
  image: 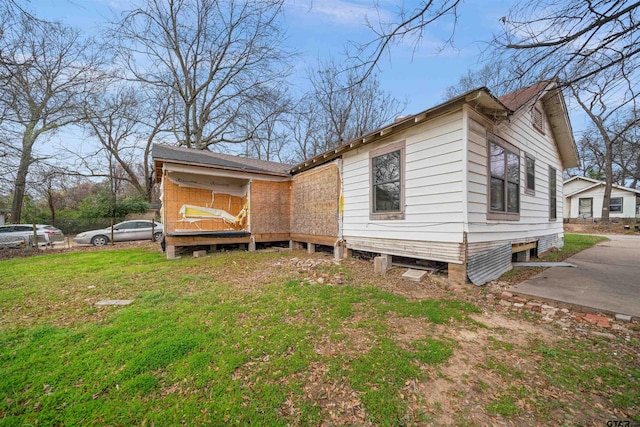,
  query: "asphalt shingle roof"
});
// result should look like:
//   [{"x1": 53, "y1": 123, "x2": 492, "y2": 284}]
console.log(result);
[{"x1": 153, "y1": 144, "x2": 292, "y2": 176}]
